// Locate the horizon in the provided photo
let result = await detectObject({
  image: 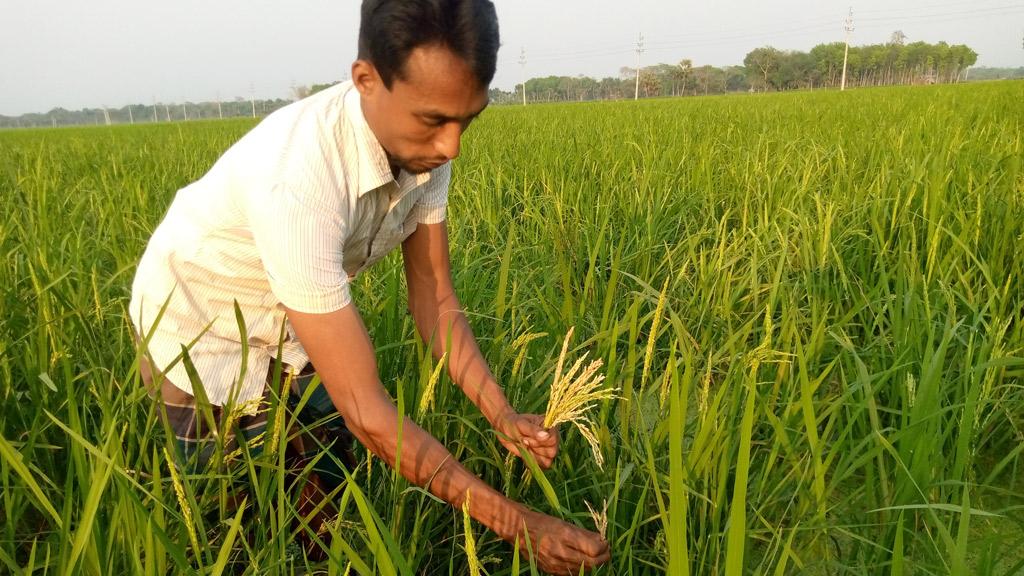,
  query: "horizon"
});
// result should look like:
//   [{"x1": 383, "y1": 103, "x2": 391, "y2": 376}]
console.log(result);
[{"x1": 2, "y1": 0, "x2": 1023, "y2": 116}]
